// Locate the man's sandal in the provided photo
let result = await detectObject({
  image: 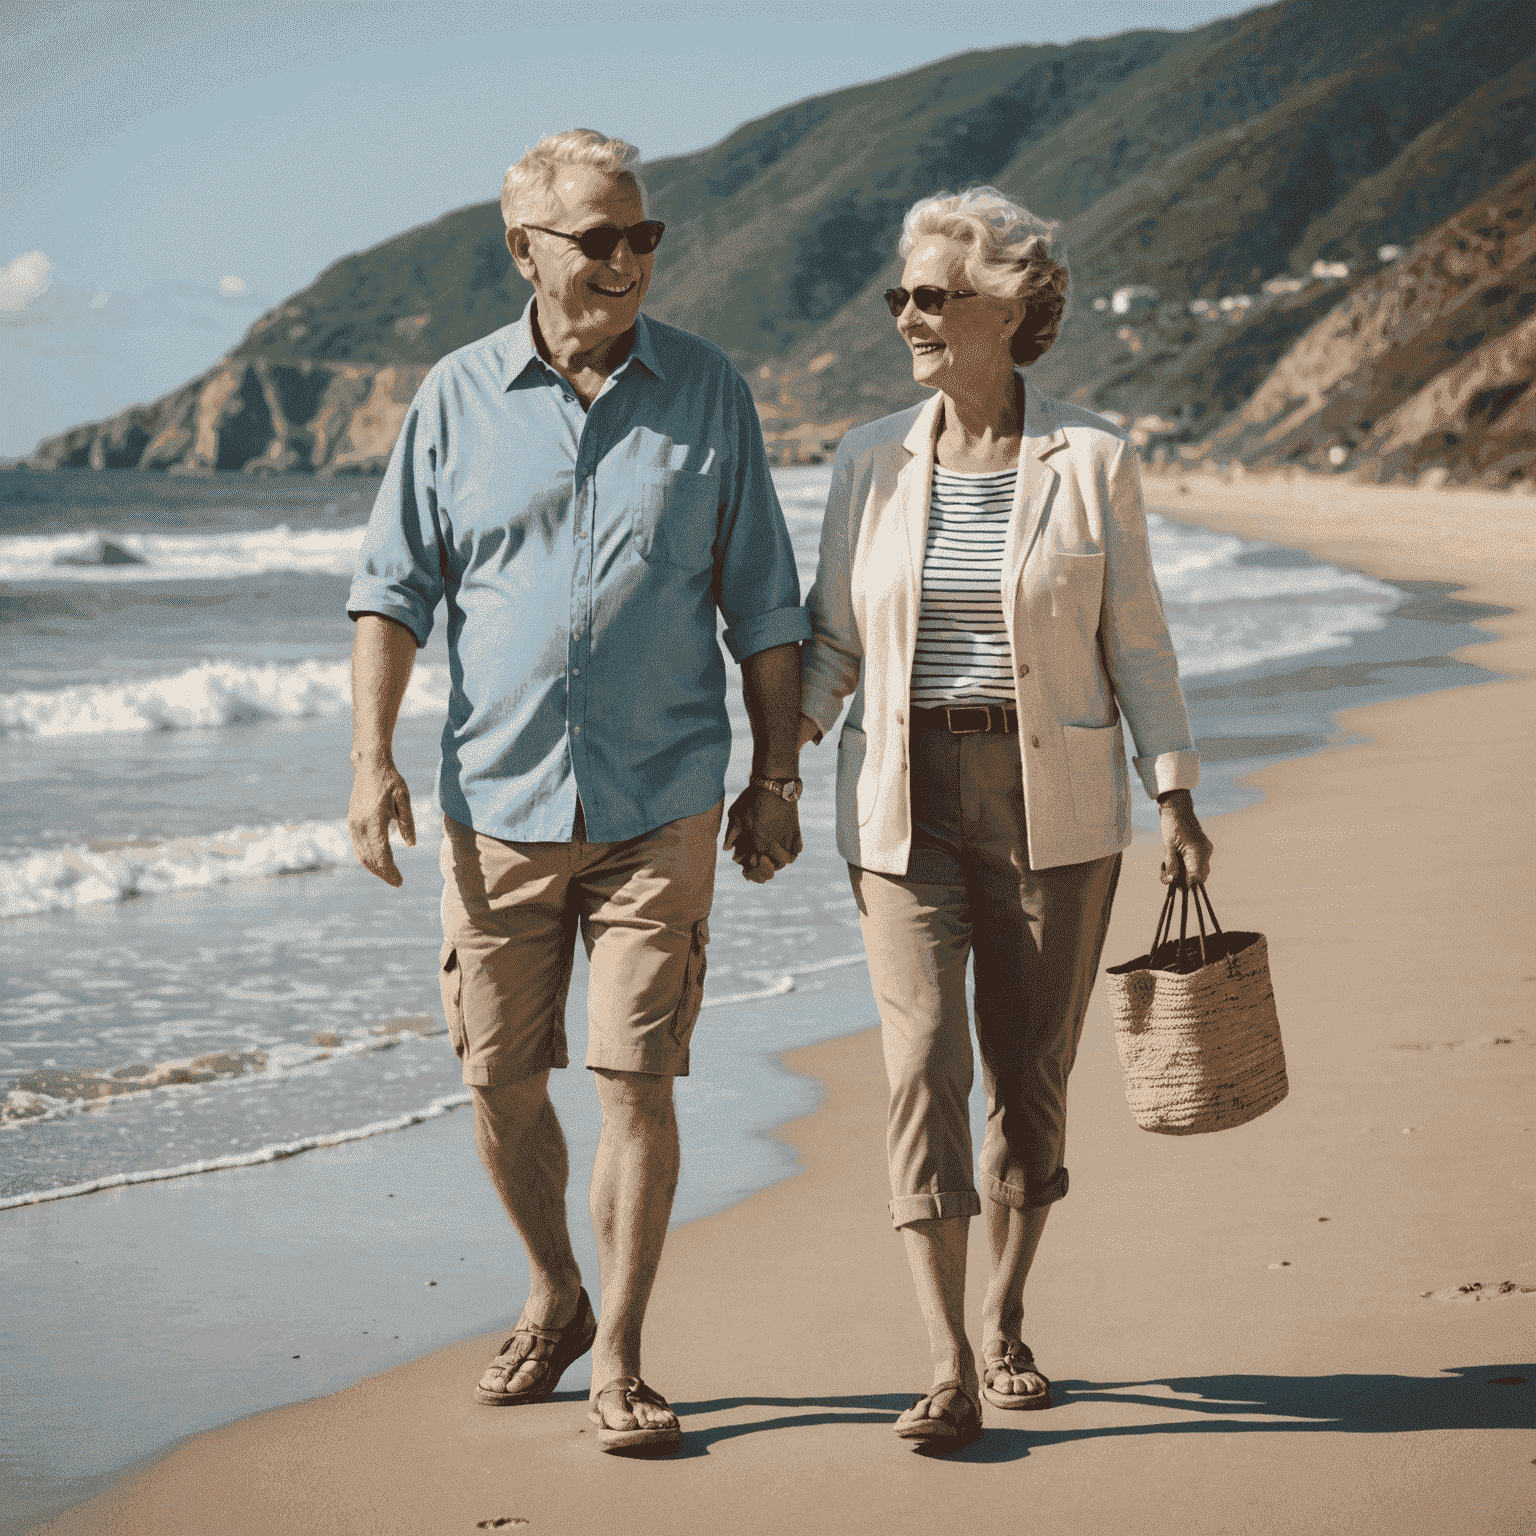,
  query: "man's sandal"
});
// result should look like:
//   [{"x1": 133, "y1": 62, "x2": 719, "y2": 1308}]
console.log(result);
[
  {"x1": 473, "y1": 1287, "x2": 597, "y2": 1406},
  {"x1": 981, "y1": 1342, "x2": 1052, "y2": 1411},
  {"x1": 892, "y1": 1380, "x2": 983, "y2": 1450},
  {"x1": 587, "y1": 1376, "x2": 683, "y2": 1453}
]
